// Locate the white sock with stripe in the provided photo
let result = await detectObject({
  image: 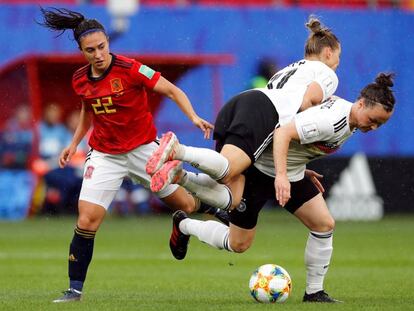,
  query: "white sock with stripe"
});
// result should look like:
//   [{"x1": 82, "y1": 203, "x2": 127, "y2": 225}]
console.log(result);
[
  {"x1": 177, "y1": 145, "x2": 229, "y2": 180},
  {"x1": 179, "y1": 171, "x2": 232, "y2": 211},
  {"x1": 305, "y1": 230, "x2": 334, "y2": 294},
  {"x1": 179, "y1": 218, "x2": 233, "y2": 252}
]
